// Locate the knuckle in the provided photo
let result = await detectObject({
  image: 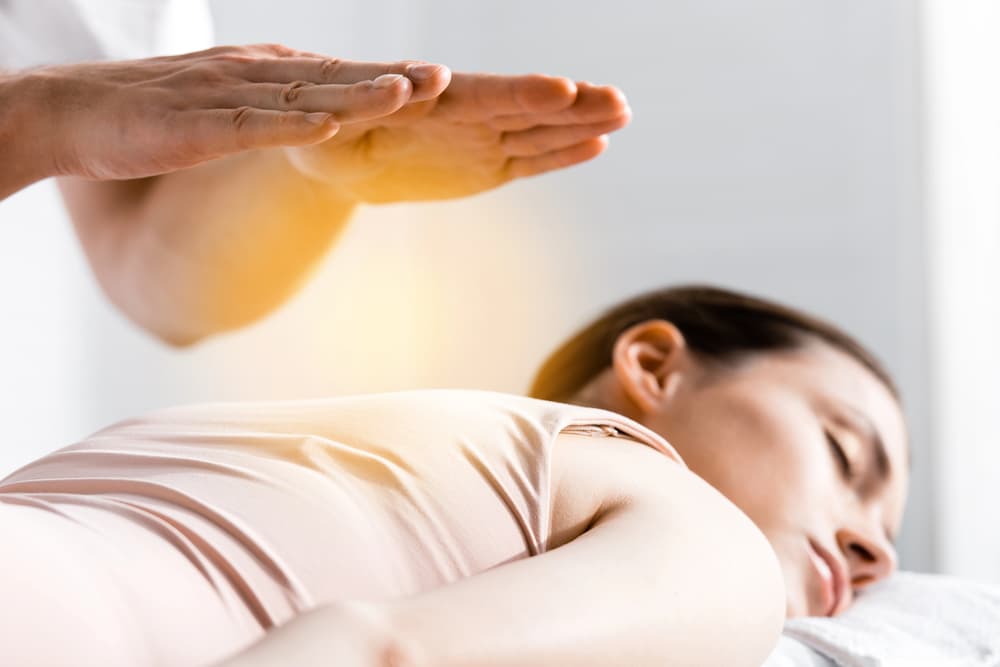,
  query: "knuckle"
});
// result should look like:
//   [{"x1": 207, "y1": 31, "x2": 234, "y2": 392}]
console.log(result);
[
  {"x1": 216, "y1": 53, "x2": 256, "y2": 66},
  {"x1": 230, "y1": 106, "x2": 255, "y2": 131},
  {"x1": 258, "y1": 42, "x2": 295, "y2": 56},
  {"x1": 277, "y1": 81, "x2": 312, "y2": 105},
  {"x1": 318, "y1": 58, "x2": 344, "y2": 81},
  {"x1": 179, "y1": 62, "x2": 228, "y2": 85},
  {"x1": 198, "y1": 45, "x2": 235, "y2": 57},
  {"x1": 222, "y1": 45, "x2": 260, "y2": 59},
  {"x1": 500, "y1": 131, "x2": 519, "y2": 152}
]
